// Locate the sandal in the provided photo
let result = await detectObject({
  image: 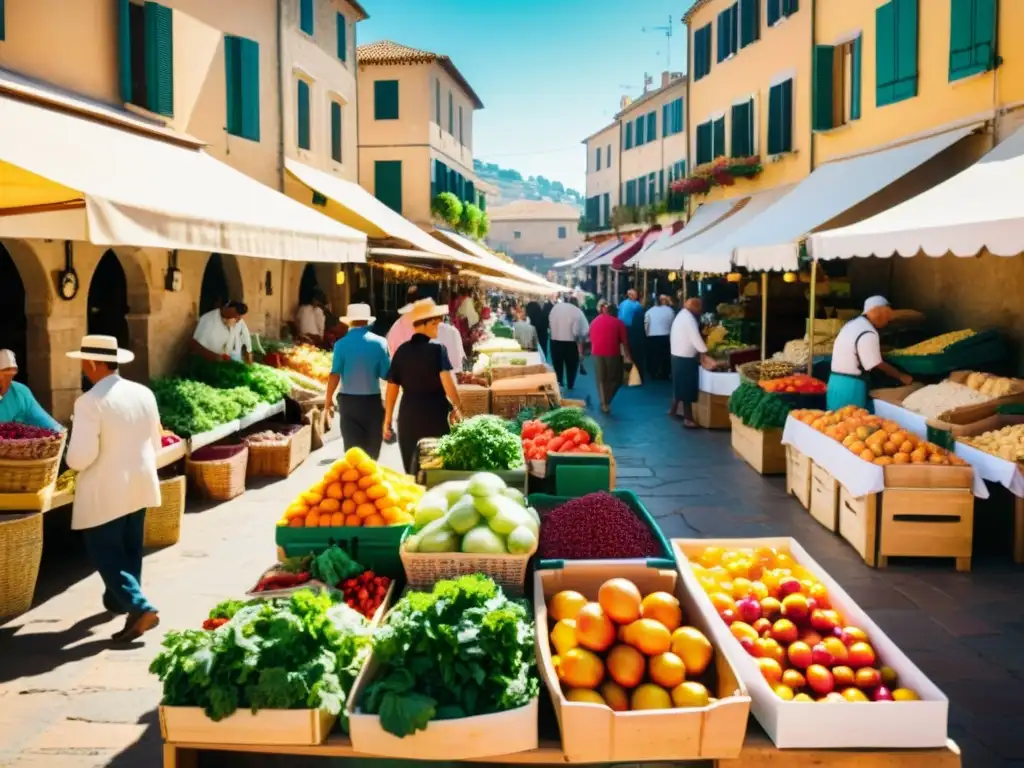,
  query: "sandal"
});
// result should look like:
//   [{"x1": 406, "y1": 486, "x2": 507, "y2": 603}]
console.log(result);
[{"x1": 682, "y1": 419, "x2": 698, "y2": 429}]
